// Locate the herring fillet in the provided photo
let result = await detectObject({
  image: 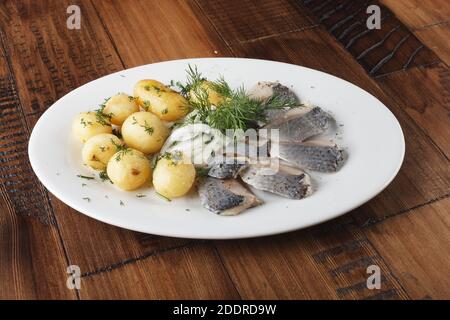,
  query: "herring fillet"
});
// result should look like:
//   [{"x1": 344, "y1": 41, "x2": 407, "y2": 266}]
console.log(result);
[
  {"x1": 240, "y1": 164, "x2": 312, "y2": 199},
  {"x1": 197, "y1": 177, "x2": 262, "y2": 215},
  {"x1": 276, "y1": 141, "x2": 345, "y2": 172},
  {"x1": 208, "y1": 162, "x2": 248, "y2": 179},
  {"x1": 265, "y1": 106, "x2": 332, "y2": 142}
]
